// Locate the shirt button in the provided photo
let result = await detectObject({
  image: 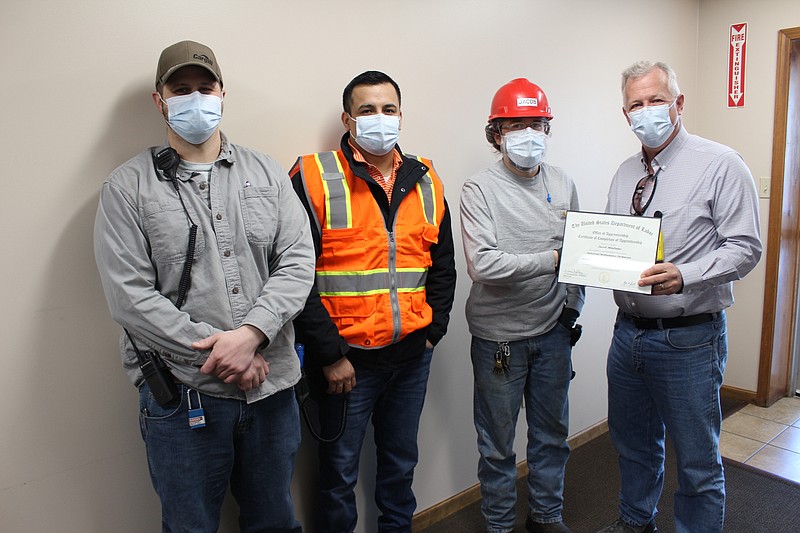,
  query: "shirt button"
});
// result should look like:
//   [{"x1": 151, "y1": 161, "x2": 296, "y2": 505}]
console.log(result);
[
  {"x1": 224, "y1": 250, "x2": 231, "y2": 257},
  {"x1": 232, "y1": 287, "x2": 239, "y2": 294},
  {"x1": 199, "y1": 183, "x2": 207, "y2": 190},
  {"x1": 400, "y1": 188, "x2": 406, "y2": 193},
  {"x1": 216, "y1": 213, "x2": 222, "y2": 220}
]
